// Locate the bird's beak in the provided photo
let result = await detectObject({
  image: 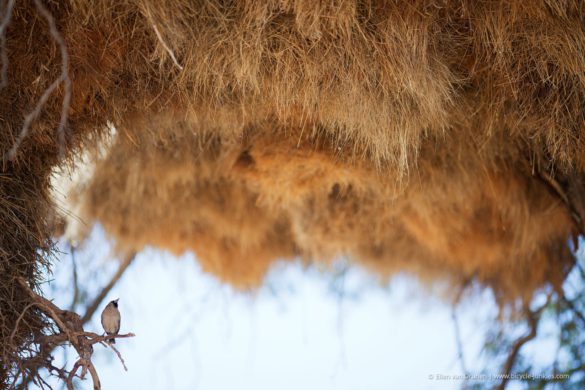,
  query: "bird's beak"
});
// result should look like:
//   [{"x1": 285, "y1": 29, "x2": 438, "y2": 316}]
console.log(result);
[{"x1": 114, "y1": 298, "x2": 119, "y2": 303}]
